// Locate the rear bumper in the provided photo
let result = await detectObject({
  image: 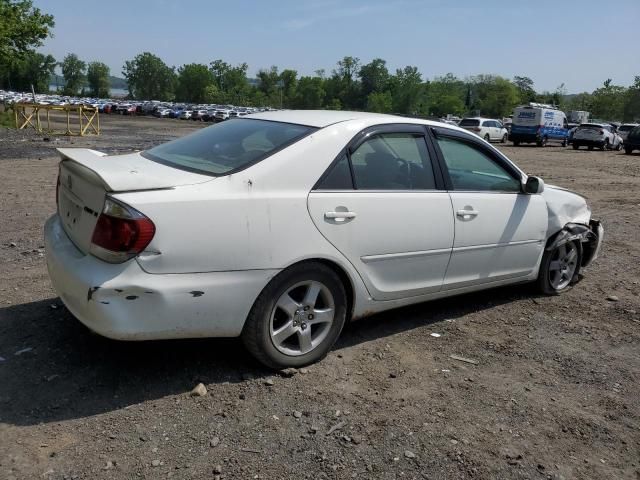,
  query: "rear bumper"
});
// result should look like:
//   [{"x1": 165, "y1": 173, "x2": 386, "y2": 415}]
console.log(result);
[
  {"x1": 573, "y1": 139, "x2": 604, "y2": 147},
  {"x1": 44, "y1": 214, "x2": 278, "y2": 340}
]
